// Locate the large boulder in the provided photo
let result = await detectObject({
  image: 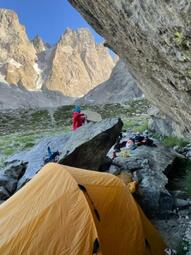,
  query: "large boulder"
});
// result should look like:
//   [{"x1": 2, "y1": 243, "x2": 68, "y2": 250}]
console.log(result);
[
  {"x1": 6, "y1": 118, "x2": 122, "y2": 189},
  {"x1": 148, "y1": 107, "x2": 185, "y2": 137},
  {"x1": 6, "y1": 133, "x2": 72, "y2": 189},
  {"x1": 0, "y1": 173, "x2": 17, "y2": 194},
  {"x1": 59, "y1": 118, "x2": 123, "y2": 169},
  {"x1": 4, "y1": 161, "x2": 27, "y2": 180},
  {"x1": 68, "y1": 0, "x2": 191, "y2": 136},
  {"x1": 110, "y1": 141, "x2": 181, "y2": 218},
  {"x1": 0, "y1": 161, "x2": 27, "y2": 202},
  {"x1": 0, "y1": 187, "x2": 10, "y2": 200}
]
